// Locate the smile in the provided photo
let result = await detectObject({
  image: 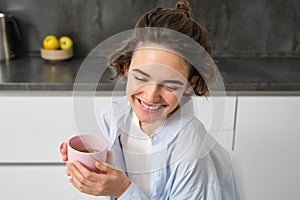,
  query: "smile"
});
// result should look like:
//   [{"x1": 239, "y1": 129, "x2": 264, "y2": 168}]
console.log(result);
[
  {"x1": 140, "y1": 100, "x2": 161, "y2": 110},
  {"x1": 136, "y1": 98, "x2": 164, "y2": 112}
]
